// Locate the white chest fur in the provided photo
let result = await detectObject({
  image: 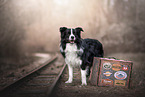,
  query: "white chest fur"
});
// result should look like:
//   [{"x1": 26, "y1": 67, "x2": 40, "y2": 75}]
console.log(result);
[{"x1": 65, "y1": 43, "x2": 82, "y2": 67}]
